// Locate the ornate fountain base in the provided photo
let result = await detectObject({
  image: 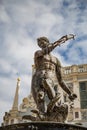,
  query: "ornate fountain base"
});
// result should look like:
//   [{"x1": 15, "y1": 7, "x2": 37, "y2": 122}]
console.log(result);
[{"x1": 0, "y1": 122, "x2": 86, "y2": 130}]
